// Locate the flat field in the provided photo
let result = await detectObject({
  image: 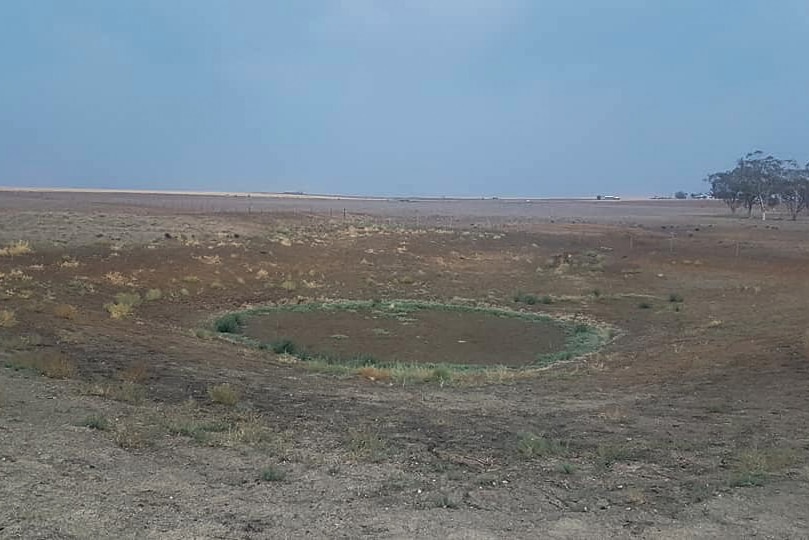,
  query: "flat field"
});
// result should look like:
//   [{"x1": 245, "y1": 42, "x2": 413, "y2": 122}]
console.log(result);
[{"x1": 1, "y1": 190, "x2": 808, "y2": 538}]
